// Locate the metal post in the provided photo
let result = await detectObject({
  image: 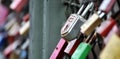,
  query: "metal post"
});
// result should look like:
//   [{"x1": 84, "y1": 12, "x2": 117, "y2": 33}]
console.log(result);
[{"x1": 29, "y1": 0, "x2": 66, "y2": 59}]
